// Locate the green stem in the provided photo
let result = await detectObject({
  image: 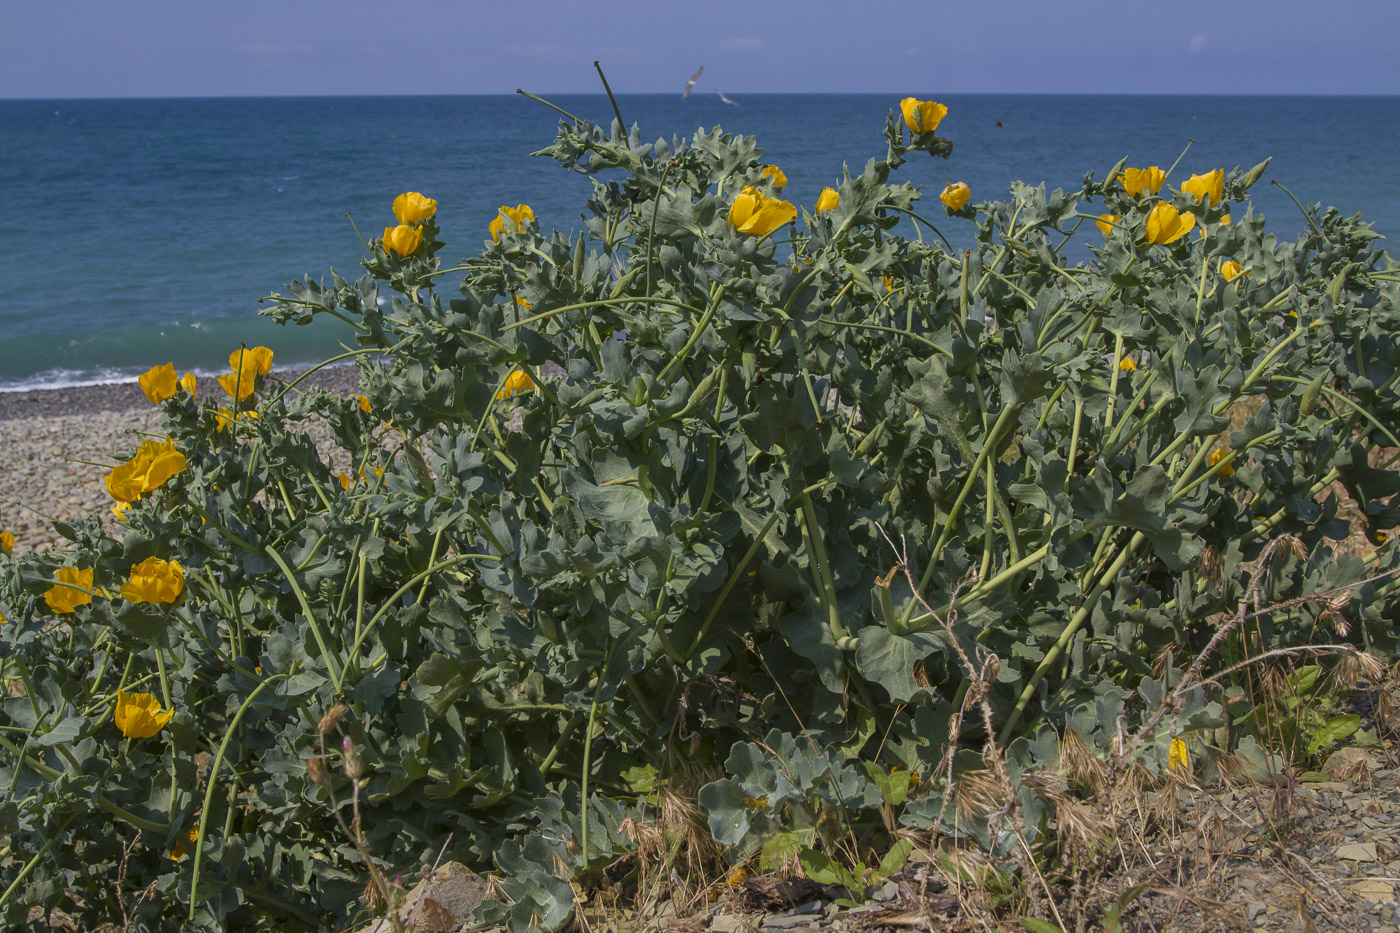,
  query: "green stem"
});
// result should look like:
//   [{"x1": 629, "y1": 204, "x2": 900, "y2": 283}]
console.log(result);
[
  {"x1": 265, "y1": 545, "x2": 343, "y2": 693},
  {"x1": 515, "y1": 88, "x2": 583, "y2": 123},
  {"x1": 189, "y1": 675, "x2": 286, "y2": 922},
  {"x1": 0, "y1": 811, "x2": 78, "y2": 910}
]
